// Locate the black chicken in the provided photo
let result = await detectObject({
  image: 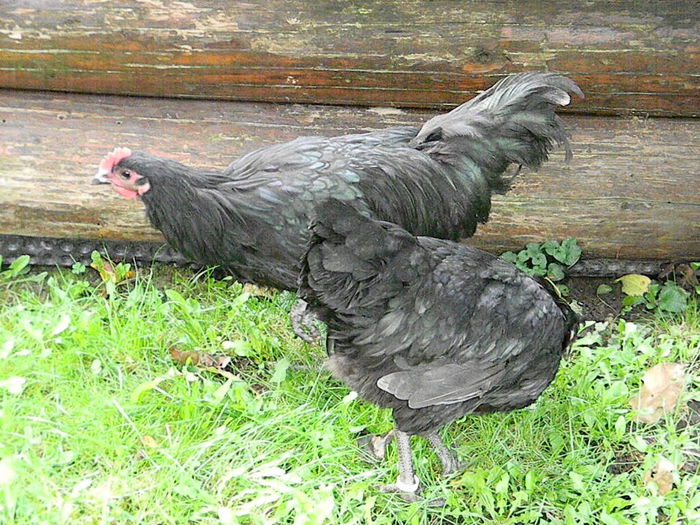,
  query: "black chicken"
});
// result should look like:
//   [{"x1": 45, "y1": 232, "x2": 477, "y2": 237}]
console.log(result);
[
  {"x1": 298, "y1": 199, "x2": 579, "y2": 500},
  {"x1": 92, "y1": 72, "x2": 582, "y2": 340}
]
